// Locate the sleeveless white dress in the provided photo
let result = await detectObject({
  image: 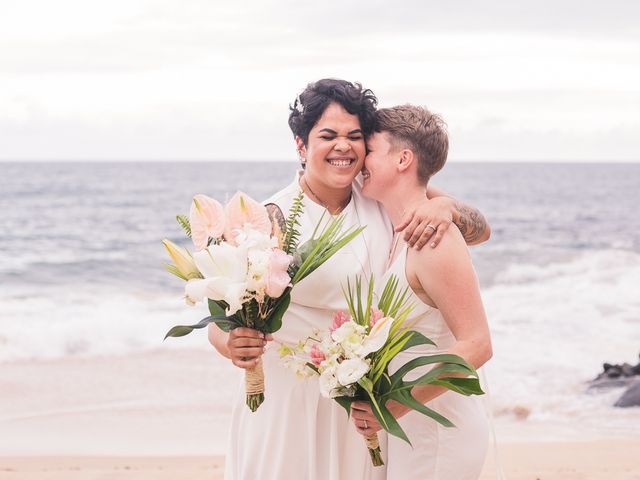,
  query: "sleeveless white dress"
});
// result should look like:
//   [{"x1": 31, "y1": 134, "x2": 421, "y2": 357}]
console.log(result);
[
  {"x1": 383, "y1": 243, "x2": 489, "y2": 480},
  {"x1": 224, "y1": 175, "x2": 393, "y2": 480}
]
